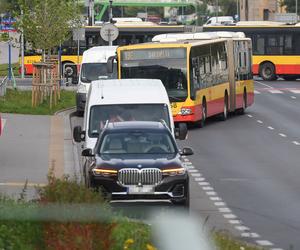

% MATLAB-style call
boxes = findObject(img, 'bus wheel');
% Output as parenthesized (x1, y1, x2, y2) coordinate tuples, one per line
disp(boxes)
(219, 94, 228, 121)
(260, 62, 277, 81)
(237, 90, 247, 115)
(199, 100, 207, 128)
(63, 63, 77, 78)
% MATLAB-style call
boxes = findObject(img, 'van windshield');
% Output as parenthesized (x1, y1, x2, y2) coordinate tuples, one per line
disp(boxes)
(89, 104, 171, 137)
(80, 63, 117, 83)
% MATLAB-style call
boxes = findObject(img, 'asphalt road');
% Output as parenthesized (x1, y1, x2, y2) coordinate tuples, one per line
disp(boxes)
(178, 79, 300, 250)
(70, 79, 300, 249)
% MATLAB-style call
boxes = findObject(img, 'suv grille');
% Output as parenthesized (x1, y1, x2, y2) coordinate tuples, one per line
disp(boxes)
(118, 168, 162, 186)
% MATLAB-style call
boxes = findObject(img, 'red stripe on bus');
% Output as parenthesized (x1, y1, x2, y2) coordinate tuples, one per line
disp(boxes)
(276, 64, 300, 75)
(25, 64, 33, 75)
(253, 64, 300, 75)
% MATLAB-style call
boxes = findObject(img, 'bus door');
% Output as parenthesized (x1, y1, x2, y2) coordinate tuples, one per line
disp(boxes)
(226, 39, 237, 112)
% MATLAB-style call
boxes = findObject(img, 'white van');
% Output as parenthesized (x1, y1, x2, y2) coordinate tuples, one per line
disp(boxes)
(204, 16, 235, 26)
(73, 79, 187, 149)
(76, 46, 117, 114)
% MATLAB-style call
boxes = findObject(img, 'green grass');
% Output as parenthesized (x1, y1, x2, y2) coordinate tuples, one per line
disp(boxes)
(0, 63, 19, 77)
(214, 231, 264, 250)
(0, 89, 75, 115)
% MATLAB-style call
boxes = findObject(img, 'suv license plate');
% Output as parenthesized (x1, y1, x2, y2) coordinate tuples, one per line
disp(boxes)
(128, 186, 154, 194)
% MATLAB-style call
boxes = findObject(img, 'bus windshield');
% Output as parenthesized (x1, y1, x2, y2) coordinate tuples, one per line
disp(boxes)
(81, 63, 117, 83)
(120, 48, 188, 102)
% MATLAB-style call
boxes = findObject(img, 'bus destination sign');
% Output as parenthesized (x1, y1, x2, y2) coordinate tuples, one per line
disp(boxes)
(122, 48, 186, 61)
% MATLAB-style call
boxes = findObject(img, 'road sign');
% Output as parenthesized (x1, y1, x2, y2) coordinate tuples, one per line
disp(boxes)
(100, 23, 119, 42)
(73, 28, 85, 41)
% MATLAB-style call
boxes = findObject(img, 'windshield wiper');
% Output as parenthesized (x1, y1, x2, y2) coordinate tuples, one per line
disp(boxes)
(168, 95, 182, 101)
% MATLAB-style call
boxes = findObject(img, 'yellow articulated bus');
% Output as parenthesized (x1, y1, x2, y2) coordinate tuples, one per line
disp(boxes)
(111, 32, 254, 126)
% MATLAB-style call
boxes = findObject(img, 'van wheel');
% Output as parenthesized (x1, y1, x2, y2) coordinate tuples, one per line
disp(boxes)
(219, 94, 228, 121)
(260, 62, 277, 81)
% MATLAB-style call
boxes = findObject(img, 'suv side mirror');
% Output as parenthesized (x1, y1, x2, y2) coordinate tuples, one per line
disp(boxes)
(82, 148, 94, 157)
(181, 147, 194, 156)
(73, 126, 85, 143)
(175, 123, 188, 140)
(107, 56, 116, 74)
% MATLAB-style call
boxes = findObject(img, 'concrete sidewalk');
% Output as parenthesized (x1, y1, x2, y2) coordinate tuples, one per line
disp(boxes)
(0, 109, 78, 200)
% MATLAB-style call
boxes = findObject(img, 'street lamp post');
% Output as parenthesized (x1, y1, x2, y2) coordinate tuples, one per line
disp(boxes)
(296, 0, 298, 20)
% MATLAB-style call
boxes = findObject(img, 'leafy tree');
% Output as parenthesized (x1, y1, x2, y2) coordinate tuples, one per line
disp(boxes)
(281, 0, 298, 13)
(16, 0, 81, 59)
(204, 0, 237, 16)
(0, 0, 20, 14)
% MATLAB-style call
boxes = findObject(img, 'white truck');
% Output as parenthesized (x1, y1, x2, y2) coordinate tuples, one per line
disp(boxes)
(73, 79, 187, 150)
(76, 46, 117, 115)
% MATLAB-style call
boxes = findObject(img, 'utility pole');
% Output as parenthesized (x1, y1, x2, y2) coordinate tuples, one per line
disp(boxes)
(21, 9, 24, 79)
(296, 0, 298, 20)
(88, 0, 94, 26)
(109, 0, 113, 46)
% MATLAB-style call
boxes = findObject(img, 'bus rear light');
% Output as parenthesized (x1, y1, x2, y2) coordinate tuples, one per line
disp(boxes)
(179, 108, 193, 116)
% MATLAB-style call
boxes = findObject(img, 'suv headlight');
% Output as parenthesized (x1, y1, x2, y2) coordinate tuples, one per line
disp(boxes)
(77, 84, 86, 94)
(92, 168, 118, 177)
(162, 167, 186, 176)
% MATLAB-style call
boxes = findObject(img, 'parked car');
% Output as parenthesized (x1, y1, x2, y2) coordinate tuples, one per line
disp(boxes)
(81, 121, 193, 207)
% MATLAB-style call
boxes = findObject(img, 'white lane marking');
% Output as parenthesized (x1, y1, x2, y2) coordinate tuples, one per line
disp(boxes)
(206, 191, 217, 196)
(254, 90, 261, 94)
(257, 120, 263, 124)
(241, 232, 260, 238)
(292, 141, 300, 146)
(255, 81, 273, 89)
(229, 220, 241, 224)
(256, 240, 274, 246)
(195, 177, 205, 182)
(202, 186, 214, 191)
(218, 207, 231, 213)
(209, 196, 222, 201)
(290, 89, 300, 94)
(214, 202, 226, 206)
(270, 248, 284, 250)
(223, 214, 237, 219)
(247, 114, 253, 118)
(188, 169, 199, 173)
(291, 96, 297, 99)
(198, 182, 210, 186)
(235, 226, 250, 231)
(186, 165, 195, 169)
(191, 173, 202, 177)
(268, 126, 274, 130)
(279, 133, 287, 138)
(268, 89, 283, 94)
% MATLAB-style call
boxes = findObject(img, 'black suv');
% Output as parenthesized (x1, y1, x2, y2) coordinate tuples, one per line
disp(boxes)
(82, 121, 193, 207)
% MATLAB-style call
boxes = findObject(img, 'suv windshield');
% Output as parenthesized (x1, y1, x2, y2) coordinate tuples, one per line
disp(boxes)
(99, 131, 176, 154)
(89, 104, 171, 137)
(80, 63, 117, 83)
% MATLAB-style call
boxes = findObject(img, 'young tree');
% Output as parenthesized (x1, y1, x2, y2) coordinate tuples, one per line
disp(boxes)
(17, 0, 81, 60)
(281, 0, 298, 13)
